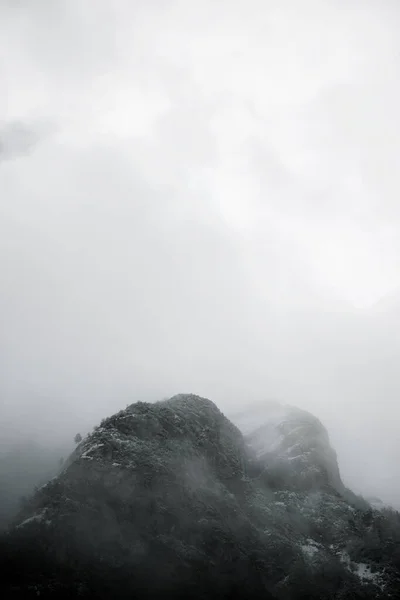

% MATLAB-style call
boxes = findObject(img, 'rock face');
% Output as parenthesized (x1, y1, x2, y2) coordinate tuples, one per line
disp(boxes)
(231, 400, 344, 493)
(1, 394, 400, 599)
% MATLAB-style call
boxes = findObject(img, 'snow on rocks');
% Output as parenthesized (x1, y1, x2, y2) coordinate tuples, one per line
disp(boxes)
(301, 538, 321, 559)
(335, 549, 386, 589)
(81, 443, 105, 459)
(17, 509, 51, 529)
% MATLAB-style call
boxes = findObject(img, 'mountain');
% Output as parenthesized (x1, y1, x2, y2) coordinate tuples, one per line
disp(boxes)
(1, 394, 400, 599)
(230, 400, 345, 493)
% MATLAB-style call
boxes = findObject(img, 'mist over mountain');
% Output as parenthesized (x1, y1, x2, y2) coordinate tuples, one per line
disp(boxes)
(1, 395, 400, 599)
(2, 1, 400, 597)
(0, 438, 73, 532)
(2, 0, 400, 524)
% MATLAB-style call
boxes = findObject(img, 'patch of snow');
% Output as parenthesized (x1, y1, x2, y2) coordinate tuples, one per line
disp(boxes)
(356, 563, 376, 581)
(301, 539, 320, 559)
(81, 443, 105, 458)
(337, 551, 385, 589)
(17, 510, 50, 529)
(117, 414, 137, 420)
(288, 455, 304, 461)
(285, 443, 301, 454)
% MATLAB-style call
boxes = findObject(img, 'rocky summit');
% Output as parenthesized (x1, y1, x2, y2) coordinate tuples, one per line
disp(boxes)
(1, 394, 400, 599)
(231, 400, 345, 493)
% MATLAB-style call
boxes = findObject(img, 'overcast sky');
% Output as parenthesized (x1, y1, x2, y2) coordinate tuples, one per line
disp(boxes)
(1, 0, 400, 506)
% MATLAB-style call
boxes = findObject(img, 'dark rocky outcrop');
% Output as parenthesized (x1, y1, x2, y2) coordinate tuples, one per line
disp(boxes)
(1, 394, 400, 599)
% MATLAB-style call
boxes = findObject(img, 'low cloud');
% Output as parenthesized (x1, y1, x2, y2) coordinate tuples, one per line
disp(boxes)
(1, 0, 400, 510)
(0, 120, 53, 163)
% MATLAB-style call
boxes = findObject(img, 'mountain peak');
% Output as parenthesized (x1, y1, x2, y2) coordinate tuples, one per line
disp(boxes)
(231, 401, 344, 493)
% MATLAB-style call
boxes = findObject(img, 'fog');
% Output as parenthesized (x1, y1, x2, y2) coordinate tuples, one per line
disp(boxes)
(1, 0, 400, 508)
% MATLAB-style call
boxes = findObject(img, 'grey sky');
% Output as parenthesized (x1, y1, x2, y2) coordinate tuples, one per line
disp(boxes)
(1, 0, 400, 505)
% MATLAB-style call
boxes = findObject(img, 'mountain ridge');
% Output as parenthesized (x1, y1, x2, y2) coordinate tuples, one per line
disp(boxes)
(1, 394, 400, 599)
